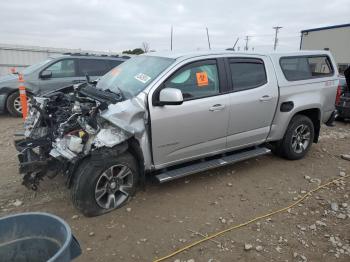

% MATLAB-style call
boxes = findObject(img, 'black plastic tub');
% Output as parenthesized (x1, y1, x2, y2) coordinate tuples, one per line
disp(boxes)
(0, 212, 81, 262)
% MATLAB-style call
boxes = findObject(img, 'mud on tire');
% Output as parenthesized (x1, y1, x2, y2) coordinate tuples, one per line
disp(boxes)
(71, 149, 139, 217)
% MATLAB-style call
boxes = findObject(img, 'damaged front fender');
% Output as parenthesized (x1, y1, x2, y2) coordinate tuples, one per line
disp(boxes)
(100, 95, 147, 138)
(99, 93, 152, 169)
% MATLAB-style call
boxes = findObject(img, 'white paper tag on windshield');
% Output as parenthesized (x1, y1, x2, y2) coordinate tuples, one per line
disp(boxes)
(134, 73, 151, 84)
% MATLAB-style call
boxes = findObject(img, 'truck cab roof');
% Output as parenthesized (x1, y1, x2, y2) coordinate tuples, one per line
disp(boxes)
(145, 49, 333, 61)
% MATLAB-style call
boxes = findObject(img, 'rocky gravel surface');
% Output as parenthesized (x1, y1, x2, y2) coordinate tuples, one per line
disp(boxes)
(0, 115, 349, 262)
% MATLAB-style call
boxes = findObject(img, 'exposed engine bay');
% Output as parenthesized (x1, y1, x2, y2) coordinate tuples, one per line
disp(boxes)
(14, 83, 144, 190)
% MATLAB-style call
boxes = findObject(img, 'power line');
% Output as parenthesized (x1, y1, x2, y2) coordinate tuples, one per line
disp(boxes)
(170, 25, 173, 51)
(273, 26, 283, 51)
(233, 37, 239, 51)
(248, 34, 275, 38)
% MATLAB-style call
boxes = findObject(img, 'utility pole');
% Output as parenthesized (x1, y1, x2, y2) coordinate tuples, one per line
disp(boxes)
(233, 37, 239, 51)
(206, 27, 211, 50)
(273, 26, 283, 51)
(244, 36, 250, 51)
(170, 25, 173, 51)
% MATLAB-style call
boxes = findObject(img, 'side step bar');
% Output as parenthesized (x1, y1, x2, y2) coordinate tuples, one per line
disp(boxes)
(155, 147, 271, 183)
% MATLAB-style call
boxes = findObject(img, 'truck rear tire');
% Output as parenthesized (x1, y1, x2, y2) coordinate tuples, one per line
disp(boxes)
(71, 150, 138, 217)
(279, 115, 314, 160)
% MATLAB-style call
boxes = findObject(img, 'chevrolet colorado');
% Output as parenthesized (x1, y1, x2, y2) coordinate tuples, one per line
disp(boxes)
(15, 50, 338, 216)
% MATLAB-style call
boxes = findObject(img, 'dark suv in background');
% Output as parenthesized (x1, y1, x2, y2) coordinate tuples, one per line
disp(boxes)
(0, 53, 129, 116)
(336, 67, 350, 120)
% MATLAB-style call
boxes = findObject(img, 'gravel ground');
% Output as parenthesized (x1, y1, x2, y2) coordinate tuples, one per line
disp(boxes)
(0, 115, 349, 262)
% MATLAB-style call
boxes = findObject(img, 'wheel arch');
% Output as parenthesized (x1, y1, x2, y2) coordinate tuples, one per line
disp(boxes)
(66, 141, 129, 188)
(293, 108, 321, 143)
(67, 139, 144, 188)
(6, 88, 34, 99)
(268, 106, 322, 143)
(127, 138, 146, 188)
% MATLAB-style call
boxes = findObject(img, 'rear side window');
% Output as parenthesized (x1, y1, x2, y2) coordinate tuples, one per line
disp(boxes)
(79, 59, 110, 76)
(229, 59, 267, 91)
(280, 56, 333, 81)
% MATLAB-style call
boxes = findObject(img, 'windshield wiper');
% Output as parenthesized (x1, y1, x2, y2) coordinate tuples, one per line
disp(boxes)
(110, 86, 124, 100)
(79, 85, 122, 104)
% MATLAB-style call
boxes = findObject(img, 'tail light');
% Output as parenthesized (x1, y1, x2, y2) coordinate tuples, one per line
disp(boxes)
(335, 85, 342, 105)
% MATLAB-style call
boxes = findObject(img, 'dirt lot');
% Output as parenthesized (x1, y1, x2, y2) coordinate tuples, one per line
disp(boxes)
(0, 115, 350, 262)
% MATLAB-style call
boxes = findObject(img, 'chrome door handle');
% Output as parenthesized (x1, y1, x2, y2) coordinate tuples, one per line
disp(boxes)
(259, 95, 272, 102)
(209, 104, 225, 111)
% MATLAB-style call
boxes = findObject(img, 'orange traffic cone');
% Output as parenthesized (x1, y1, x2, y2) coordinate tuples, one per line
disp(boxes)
(18, 74, 28, 120)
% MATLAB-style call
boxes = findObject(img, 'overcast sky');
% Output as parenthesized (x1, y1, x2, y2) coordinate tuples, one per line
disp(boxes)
(1, 0, 349, 53)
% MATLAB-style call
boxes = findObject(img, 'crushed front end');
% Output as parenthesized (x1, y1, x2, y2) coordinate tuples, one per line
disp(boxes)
(14, 84, 131, 190)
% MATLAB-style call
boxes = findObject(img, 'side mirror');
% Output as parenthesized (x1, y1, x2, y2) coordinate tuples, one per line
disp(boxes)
(40, 70, 52, 79)
(158, 88, 183, 106)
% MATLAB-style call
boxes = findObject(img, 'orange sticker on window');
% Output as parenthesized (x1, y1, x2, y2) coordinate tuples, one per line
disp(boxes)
(196, 72, 208, 87)
(111, 67, 121, 76)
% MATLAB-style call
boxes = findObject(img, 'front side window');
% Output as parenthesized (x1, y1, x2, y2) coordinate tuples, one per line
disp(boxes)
(45, 59, 76, 78)
(280, 56, 334, 81)
(79, 59, 110, 76)
(229, 60, 267, 91)
(164, 61, 220, 100)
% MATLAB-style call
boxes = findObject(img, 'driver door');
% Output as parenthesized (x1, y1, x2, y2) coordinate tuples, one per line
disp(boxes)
(149, 59, 230, 168)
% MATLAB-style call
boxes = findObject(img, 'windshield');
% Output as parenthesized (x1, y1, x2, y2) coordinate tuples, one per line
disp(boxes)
(22, 58, 53, 75)
(96, 56, 174, 98)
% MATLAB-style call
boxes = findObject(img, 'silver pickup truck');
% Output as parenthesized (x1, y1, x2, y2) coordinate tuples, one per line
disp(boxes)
(15, 50, 338, 216)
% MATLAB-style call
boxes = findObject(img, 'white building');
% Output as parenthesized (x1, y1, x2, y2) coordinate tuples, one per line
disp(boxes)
(0, 43, 121, 76)
(300, 23, 350, 74)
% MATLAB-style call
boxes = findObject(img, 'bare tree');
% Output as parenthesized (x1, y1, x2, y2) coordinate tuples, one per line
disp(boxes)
(142, 42, 150, 53)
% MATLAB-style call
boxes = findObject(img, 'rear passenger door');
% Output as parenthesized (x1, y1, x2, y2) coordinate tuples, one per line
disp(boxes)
(225, 57, 279, 150)
(78, 59, 112, 81)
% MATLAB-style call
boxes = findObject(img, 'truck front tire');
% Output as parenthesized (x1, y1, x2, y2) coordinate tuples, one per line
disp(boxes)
(71, 150, 139, 217)
(278, 115, 315, 160)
